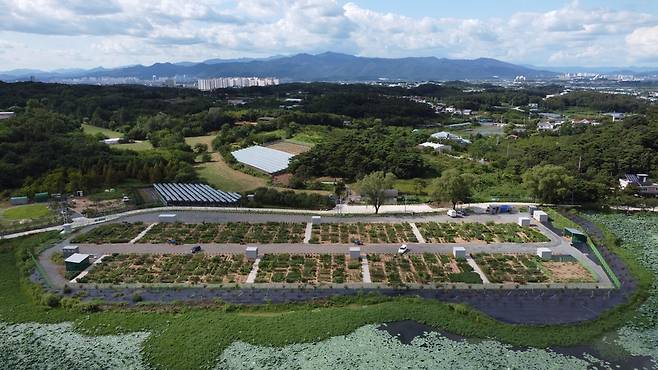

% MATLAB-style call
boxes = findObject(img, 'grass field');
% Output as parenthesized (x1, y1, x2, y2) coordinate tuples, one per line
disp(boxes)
(186, 134, 267, 192)
(1, 204, 52, 220)
(114, 141, 154, 151)
(81, 124, 122, 138)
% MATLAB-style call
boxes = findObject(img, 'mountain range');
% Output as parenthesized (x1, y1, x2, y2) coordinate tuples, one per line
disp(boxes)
(0, 52, 559, 82)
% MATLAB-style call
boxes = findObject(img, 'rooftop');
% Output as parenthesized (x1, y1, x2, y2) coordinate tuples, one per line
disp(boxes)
(65, 253, 90, 264)
(231, 145, 294, 174)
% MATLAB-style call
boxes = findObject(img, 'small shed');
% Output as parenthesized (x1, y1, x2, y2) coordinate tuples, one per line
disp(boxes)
(62, 245, 79, 258)
(563, 228, 588, 245)
(158, 214, 177, 223)
(311, 215, 322, 224)
(245, 246, 258, 260)
(65, 253, 90, 272)
(533, 210, 548, 223)
(34, 192, 49, 202)
(453, 247, 466, 259)
(349, 246, 361, 260)
(536, 248, 552, 260)
(10, 196, 28, 205)
(518, 217, 531, 227)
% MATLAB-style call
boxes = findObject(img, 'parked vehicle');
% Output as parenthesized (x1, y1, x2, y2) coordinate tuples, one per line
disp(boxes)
(167, 239, 179, 245)
(397, 244, 409, 254)
(447, 209, 462, 218)
(191, 245, 202, 254)
(352, 239, 363, 246)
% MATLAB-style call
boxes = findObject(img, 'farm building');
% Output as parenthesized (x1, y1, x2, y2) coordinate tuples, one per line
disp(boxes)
(9, 196, 28, 205)
(231, 145, 294, 175)
(154, 183, 241, 206)
(563, 228, 588, 245)
(65, 253, 90, 272)
(418, 142, 452, 152)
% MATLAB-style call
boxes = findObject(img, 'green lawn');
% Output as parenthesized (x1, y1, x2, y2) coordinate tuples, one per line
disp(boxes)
(1, 204, 52, 220)
(114, 141, 154, 151)
(81, 124, 122, 138)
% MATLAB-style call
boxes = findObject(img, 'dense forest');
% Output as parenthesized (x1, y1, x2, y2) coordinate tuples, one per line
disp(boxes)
(0, 100, 196, 196)
(1, 81, 656, 205)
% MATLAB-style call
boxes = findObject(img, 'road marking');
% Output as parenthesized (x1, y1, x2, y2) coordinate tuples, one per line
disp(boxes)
(409, 222, 426, 243)
(130, 223, 158, 244)
(246, 258, 261, 283)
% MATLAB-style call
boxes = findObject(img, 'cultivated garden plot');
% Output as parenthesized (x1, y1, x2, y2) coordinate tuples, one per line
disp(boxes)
(417, 222, 550, 244)
(472, 254, 594, 284)
(142, 222, 306, 244)
(542, 261, 597, 283)
(255, 254, 362, 284)
(78, 253, 252, 284)
(367, 253, 482, 285)
(71, 222, 147, 244)
(310, 223, 418, 244)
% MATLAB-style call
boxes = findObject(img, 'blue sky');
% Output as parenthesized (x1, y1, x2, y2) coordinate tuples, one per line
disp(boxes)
(1, 0, 658, 70)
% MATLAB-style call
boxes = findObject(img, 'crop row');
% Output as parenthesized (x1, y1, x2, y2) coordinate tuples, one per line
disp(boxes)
(417, 222, 549, 244)
(310, 223, 417, 244)
(141, 222, 306, 244)
(255, 253, 361, 284)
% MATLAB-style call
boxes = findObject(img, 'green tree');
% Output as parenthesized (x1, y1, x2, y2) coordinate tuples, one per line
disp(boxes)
(356, 171, 396, 214)
(522, 165, 575, 204)
(429, 169, 472, 209)
(193, 143, 208, 154)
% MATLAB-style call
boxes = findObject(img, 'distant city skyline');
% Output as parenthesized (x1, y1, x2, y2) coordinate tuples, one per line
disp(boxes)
(1, 0, 658, 70)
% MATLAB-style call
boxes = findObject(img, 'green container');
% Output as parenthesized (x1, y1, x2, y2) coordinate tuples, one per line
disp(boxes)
(34, 192, 50, 202)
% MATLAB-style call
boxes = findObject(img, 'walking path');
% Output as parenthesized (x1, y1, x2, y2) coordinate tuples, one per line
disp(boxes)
(409, 222, 425, 243)
(466, 257, 490, 284)
(302, 222, 313, 244)
(361, 256, 371, 283)
(246, 258, 260, 284)
(129, 223, 158, 244)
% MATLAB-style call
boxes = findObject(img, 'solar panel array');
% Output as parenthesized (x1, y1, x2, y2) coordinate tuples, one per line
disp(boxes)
(231, 145, 293, 174)
(154, 183, 241, 206)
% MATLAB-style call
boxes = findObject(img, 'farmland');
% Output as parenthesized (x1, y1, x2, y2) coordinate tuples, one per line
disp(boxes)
(78, 253, 252, 284)
(311, 223, 417, 244)
(367, 253, 481, 285)
(473, 254, 596, 284)
(254, 253, 361, 284)
(142, 222, 306, 244)
(71, 222, 146, 244)
(417, 222, 549, 243)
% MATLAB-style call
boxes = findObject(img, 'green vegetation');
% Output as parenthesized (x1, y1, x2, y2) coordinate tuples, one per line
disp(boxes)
(417, 222, 549, 243)
(81, 124, 123, 138)
(79, 253, 251, 284)
(1, 204, 52, 220)
(429, 169, 473, 209)
(142, 222, 306, 244)
(255, 253, 360, 284)
(312, 223, 417, 244)
(71, 222, 146, 244)
(367, 253, 481, 285)
(355, 171, 396, 214)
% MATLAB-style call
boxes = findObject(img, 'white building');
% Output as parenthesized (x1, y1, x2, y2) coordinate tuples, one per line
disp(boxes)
(418, 142, 452, 152)
(198, 77, 279, 91)
(0, 112, 15, 120)
(430, 131, 471, 145)
(619, 174, 658, 196)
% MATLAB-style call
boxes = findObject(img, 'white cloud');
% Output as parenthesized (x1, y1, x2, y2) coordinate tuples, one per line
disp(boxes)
(0, 0, 657, 69)
(626, 26, 658, 62)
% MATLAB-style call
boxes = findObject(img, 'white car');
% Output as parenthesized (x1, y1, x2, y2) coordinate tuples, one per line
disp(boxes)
(447, 209, 458, 217)
(397, 244, 409, 254)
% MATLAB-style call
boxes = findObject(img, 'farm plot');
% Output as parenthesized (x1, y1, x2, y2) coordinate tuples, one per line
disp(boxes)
(417, 222, 549, 243)
(367, 253, 482, 286)
(142, 222, 306, 244)
(473, 254, 548, 284)
(542, 261, 596, 283)
(310, 223, 417, 244)
(255, 254, 362, 284)
(78, 253, 251, 284)
(71, 222, 147, 244)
